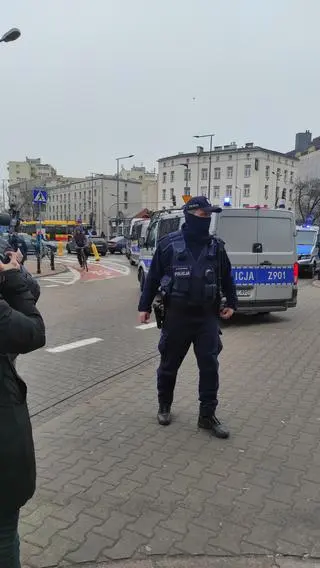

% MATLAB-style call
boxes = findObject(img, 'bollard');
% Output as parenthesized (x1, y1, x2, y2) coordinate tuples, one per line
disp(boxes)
(50, 249, 55, 271)
(57, 242, 64, 257)
(36, 253, 41, 275)
(91, 243, 100, 261)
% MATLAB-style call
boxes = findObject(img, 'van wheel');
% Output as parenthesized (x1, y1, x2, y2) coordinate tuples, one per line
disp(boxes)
(138, 269, 145, 291)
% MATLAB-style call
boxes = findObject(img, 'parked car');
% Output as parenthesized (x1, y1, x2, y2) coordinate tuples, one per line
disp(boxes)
(2, 233, 57, 255)
(107, 236, 128, 254)
(66, 236, 107, 256)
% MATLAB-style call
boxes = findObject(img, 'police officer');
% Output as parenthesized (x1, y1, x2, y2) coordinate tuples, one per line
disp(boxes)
(138, 196, 237, 439)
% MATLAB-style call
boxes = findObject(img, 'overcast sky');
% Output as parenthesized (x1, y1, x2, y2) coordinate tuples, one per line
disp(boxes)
(1, 0, 320, 179)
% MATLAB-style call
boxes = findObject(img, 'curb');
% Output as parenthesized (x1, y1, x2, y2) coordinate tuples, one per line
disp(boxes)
(31, 262, 69, 279)
(72, 555, 320, 568)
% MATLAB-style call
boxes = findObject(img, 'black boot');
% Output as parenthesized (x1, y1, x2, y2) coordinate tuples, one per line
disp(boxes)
(157, 404, 172, 426)
(198, 414, 230, 439)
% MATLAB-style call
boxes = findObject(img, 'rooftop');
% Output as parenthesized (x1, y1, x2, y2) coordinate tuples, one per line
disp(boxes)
(158, 143, 299, 163)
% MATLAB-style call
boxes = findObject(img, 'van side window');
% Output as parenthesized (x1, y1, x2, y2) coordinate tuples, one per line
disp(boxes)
(158, 217, 181, 239)
(258, 218, 293, 252)
(146, 222, 157, 248)
(217, 217, 257, 252)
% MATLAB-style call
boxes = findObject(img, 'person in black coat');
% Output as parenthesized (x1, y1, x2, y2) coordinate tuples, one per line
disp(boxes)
(0, 251, 45, 568)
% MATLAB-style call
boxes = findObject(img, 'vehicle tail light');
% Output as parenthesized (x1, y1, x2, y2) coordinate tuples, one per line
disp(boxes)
(293, 262, 299, 285)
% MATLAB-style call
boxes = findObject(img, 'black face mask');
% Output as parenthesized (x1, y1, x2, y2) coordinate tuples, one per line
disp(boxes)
(184, 212, 211, 239)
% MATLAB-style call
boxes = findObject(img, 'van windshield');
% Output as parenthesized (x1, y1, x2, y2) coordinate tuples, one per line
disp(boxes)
(296, 230, 317, 246)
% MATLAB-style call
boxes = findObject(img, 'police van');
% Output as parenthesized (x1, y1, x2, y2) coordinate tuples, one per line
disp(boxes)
(295, 224, 320, 278)
(138, 206, 298, 314)
(127, 218, 150, 266)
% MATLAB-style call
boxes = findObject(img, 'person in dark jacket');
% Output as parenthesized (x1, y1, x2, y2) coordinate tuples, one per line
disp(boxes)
(9, 231, 28, 264)
(0, 251, 46, 568)
(138, 196, 237, 438)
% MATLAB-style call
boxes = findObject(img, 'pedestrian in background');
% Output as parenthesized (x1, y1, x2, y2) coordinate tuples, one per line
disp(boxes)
(0, 251, 45, 568)
(138, 196, 237, 438)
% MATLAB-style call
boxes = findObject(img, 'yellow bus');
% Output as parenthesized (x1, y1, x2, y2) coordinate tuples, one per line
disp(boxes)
(20, 220, 89, 241)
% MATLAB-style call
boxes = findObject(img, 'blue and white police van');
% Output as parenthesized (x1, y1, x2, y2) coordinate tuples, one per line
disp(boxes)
(127, 218, 150, 266)
(295, 224, 320, 278)
(138, 206, 298, 314)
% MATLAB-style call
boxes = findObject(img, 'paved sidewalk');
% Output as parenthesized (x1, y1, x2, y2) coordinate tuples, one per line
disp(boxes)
(25, 258, 67, 278)
(20, 283, 320, 567)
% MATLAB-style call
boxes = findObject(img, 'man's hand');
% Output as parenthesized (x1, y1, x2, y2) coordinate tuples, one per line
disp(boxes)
(220, 307, 234, 320)
(139, 311, 151, 324)
(0, 251, 20, 272)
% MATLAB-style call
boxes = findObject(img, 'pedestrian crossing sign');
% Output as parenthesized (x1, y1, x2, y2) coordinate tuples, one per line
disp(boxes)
(33, 188, 48, 204)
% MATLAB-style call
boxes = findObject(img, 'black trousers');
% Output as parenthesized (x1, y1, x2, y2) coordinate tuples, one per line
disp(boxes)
(157, 307, 221, 415)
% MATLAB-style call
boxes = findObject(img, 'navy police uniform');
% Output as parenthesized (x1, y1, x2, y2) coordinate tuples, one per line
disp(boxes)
(138, 196, 237, 438)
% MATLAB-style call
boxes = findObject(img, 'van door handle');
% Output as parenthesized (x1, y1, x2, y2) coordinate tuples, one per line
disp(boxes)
(252, 242, 263, 253)
(260, 260, 272, 266)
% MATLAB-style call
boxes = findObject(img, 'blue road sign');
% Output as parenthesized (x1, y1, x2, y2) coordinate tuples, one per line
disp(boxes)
(33, 188, 48, 204)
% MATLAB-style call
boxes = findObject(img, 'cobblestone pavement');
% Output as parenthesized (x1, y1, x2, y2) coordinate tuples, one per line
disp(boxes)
(18, 279, 320, 567)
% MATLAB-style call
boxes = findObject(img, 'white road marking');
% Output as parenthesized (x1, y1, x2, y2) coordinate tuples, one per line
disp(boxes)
(135, 322, 158, 330)
(46, 337, 103, 353)
(43, 284, 59, 288)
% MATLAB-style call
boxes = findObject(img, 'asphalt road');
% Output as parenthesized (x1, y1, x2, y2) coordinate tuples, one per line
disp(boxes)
(17, 258, 313, 426)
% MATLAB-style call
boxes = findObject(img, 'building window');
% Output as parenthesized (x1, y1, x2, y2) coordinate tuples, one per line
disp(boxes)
(214, 168, 221, 180)
(244, 164, 251, 178)
(228, 155, 233, 161)
(94, 189, 97, 197)
(124, 191, 128, 201)
(124, 202, 128, 210)
(278, 156, 281, 163)
(284, 170, 288, 183)
(170, 171, 175, 183)
(227, 166, 233, 179)
(276, 168, 281, 180)
(264, 185, 269, 199)
(162, 172, 167, 184)
(79, 191, 81, 198)
(285, 159, 288, 165)
(170, 188, 174, 199)
(243, 184, 250, 198)
(201, 168, 208, 181)
(265, 165, 270, 178)
(290, 171, 294, 184)
(201, 187, 207, 197)
(226, 185, 232, 197)
(267, 154, 270, 161)
(171, 160, 174, 166)
(246, 153, 250, 159)
(84, 191, 86, 201)
(163, 162, 167, 167)
(184, 169, 191, 181)
(282, 188, 287, 200)
(213, 186, 220, 198)
(162, 189, 166, 201)
(216, 155, 220, 162)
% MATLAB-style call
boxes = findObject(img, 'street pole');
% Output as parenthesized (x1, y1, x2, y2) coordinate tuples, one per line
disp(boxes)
(115, 154, 134, 236)
(208, 134, 213, 201)
(91, 174, 94, 230)
(116, 158, 120, 236)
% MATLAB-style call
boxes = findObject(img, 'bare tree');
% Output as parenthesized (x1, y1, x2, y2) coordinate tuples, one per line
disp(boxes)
(295, 178, 320, 223)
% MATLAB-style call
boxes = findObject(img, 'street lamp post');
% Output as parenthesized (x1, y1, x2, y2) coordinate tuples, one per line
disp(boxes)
(194, 133, 215, 200)
(116, 154, 134, 235)
(90, 172, 104, 232)
(0, 28, 21, 43)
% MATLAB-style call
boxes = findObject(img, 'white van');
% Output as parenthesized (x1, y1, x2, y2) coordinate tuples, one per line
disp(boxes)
(138, 207, 298, 314)
(128, 218, 150, 266)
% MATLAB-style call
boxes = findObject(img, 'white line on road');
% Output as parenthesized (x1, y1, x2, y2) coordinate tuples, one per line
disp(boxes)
(46, 337, 103, 353)
(135, 322, 158, 330)
(43, 284, 59, 288)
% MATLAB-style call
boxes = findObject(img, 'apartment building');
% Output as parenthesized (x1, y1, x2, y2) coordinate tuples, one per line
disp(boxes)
(46, 175, 142, 235)
(8, 157, 57, 185)
(120, 165, 158, 210)
(158, 143, 298, 210)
